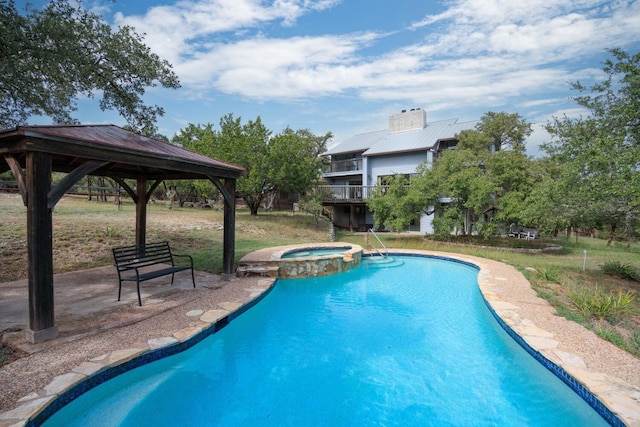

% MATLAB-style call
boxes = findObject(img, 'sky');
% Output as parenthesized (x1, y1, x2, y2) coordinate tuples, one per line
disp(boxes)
(16, 0, 640, 155)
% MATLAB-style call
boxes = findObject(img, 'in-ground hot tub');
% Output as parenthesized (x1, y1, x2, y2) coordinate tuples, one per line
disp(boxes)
(278, 243, 363, 279)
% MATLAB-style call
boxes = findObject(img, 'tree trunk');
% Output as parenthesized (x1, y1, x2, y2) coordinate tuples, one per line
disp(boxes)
(87, 176, 93, 201)
(606, 223, 617, 247)
(244, 194, 263, 216)
(98, 177, 107, 202)
(465, 208, 474, 236)
(262, 191, 276, 211)
(114, 183, 121, 210)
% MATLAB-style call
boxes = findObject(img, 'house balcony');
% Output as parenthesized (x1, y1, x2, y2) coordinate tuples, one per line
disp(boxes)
(317, 185, 378, 203)
(324, 158, 363, 174)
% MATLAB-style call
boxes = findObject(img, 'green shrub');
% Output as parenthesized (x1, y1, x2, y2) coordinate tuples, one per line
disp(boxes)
(594, 323, 628, 349)
(568, 286, 636, 323)
(629, 330, 640, 356)
(103, 226, 120, 238)
(601, 261, 640, 281)
(536, 266, 561, 283)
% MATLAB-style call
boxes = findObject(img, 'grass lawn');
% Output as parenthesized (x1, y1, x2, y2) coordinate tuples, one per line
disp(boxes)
(1, 193, 639, 358)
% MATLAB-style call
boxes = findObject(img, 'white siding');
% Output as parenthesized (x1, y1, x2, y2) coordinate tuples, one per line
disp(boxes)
(420, 212, 434, 234)
(367, 151, 430, 183)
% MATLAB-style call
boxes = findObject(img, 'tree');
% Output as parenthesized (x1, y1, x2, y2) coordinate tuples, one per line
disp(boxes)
(0, 0, 180, 134)
(486, 149, 542, 228)
(476, 111, 532, 153)
(175, 115, 330, 215)
(216, 114, 273, 215)
(268, 127, 332, 195)
(367, 174, 423, 232)
(171, 124, 221, 204)
(544, 48, 640, 244)
(411, 138, 495, 236)
(423, 113, 533, 236)
(374, 112, 537, 237)
(175, 116, 272, 215)
(520, 158, 579, 238)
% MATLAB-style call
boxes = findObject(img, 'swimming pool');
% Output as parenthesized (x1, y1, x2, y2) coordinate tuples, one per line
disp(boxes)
(39, 255, 610, 426)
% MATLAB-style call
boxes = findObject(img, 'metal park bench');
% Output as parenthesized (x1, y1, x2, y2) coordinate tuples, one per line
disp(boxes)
(112, 241, 195, 306)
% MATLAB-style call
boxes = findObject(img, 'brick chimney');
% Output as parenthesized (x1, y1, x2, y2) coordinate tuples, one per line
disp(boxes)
(388, 108, 427, 132)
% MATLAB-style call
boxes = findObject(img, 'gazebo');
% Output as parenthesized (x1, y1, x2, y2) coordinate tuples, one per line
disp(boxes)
(0, 124, 245, 343)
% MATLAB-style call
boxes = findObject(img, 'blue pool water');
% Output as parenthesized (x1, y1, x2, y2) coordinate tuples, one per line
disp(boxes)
(281, 247, 352, 258)
(42, 256, 608, 426)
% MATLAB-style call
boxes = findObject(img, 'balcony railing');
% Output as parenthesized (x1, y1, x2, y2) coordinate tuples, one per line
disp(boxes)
(317, 184, 415, 202)
(317, 185, 379, 201)
(326, 158, 363, 173)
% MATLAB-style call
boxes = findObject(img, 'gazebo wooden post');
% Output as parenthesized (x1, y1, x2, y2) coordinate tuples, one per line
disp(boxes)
(222, 178, 236, 278)
(26, 151, 58, 343)
(135, 177, 147, 246)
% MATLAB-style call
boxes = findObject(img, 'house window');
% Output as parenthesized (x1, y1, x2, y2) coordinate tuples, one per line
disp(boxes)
(435, 139, 458, 159)
(377, 174, 414, 185)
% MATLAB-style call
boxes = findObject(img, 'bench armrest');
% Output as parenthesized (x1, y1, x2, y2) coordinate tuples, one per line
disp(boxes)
(172, 253, 194, 267)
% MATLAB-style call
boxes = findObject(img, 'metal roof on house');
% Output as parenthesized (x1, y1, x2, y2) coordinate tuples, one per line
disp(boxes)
(324, 118, 478, 157)
(324, 129, 388, 155)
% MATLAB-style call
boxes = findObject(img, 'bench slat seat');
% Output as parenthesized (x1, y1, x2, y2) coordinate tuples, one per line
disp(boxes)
(112, 241, 195, 306)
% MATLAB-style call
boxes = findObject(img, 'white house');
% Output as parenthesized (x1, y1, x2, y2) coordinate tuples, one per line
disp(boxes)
(320, 108, 477, 233)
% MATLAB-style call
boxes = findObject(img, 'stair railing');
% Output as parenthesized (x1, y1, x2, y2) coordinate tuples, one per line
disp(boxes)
(366, 228, 388, 258)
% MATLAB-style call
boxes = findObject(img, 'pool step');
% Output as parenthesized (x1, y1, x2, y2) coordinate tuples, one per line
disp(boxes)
(236, 264, 279, 278)
(363, 256, 405, 268)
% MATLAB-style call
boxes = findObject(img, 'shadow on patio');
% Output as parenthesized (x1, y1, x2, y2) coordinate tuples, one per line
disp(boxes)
(0, 266, 223, 353)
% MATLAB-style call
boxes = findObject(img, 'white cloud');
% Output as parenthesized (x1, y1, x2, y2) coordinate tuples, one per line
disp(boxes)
(113, 0, 640, 112)
(114, 0, 340, 63)
(414, 1, 639, 63)
(171, 33, 381, 99)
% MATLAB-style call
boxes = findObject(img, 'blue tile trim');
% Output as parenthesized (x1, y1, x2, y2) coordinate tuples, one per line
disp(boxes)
(480, 291, 623, 426)
(26, 285, 274, 427)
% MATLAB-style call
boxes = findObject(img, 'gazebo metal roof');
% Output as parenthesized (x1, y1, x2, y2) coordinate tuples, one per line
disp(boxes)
(0, 124, 244, 179)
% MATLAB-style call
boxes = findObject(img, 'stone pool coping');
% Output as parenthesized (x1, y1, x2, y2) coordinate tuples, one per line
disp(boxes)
(1, 249, 638, 426)
(237, 242, 364, 278)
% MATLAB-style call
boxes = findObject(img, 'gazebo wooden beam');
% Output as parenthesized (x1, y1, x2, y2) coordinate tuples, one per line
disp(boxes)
(113, 177, 137, 201)
(48, 160, 109, 209)
(26, 151, 57, 342)
(135, 178, 148, 246)
(4, 154, 27, 206)
(209, 176, 236, 278)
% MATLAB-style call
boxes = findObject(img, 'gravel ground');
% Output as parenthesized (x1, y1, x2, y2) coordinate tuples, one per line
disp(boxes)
(476, 256, 640, 388)
(1, 252, 639, 421)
